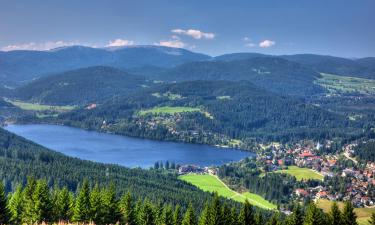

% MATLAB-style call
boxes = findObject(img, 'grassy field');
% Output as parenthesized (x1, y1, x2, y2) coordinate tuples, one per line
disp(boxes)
(317, 199, 375, 225)
(316, 73, 375, 95)
(179, 174, 277, 210)
(138, 106, 201, 116)
(274, 166, 324, 181)
(6, 99, 75, 111)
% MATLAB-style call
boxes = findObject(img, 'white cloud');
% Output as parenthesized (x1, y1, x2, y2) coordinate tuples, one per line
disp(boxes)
(259, 40, 275, 48)
(1, 41, 81, 51)
(156, 39, 185, 48)
(106, 38, 134, 47)
(171, 29, 215, 40)
(243, 37, 251, 41)
(243, 37, 255, 47)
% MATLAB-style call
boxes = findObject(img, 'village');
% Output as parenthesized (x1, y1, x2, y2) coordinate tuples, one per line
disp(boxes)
(177, 140, 375, 208)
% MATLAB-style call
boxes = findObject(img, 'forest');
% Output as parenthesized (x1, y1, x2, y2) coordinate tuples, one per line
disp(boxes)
(0, 177, 367, 225)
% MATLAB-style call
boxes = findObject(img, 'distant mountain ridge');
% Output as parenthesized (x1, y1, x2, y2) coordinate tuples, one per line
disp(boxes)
(0, 45, 210, 85)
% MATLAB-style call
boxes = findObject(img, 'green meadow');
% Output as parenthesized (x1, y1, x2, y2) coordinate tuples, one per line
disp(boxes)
(138, 106, 201, 116)
(179, 174, 277, 210)
(6, 99, 75, 111)
(274, 166, 324, 181)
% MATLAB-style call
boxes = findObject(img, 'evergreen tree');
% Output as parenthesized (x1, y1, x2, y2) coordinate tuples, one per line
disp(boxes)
(368, 212, 375, 225)
(56, 187, 73, 222)
(182, 203, 197, 225)
(22, 177, 37, 224)
(102, 182, 121, 224)
(239, 200, 255, 225)
(287, 204, 304, 225)
(254, 212, 263, 225)
(329, 202, 342, 225)
(32, 179, 53, 223)
(160, 204, 174, 225)
(73, 179, 91, 223)
(266, 213, 281, 225)
(303, 202, 325, 225)
(198, 203, 210, 225)
(139, 200, 155, 225)
(8, 184, 23, 225)
(0, 182, 10, 224)
(208, 193, 223, 225)
(90, 184, 104, 225)
(221, 202, 232, 225)
(342, 201, 358, 225)
(173, 204, 182, 225)
(120, 191, 136, 225)
(230, 207, 239, 225)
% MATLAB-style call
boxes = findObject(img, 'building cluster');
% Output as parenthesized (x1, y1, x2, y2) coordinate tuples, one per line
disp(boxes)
(257, 141, 375, 207)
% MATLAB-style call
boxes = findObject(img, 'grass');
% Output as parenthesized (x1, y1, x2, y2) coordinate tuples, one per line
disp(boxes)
(179, 174, 277, 210)
(151, 92, 184, 100)
(138, 106, 201, 116)
(316, 73, 375, 95)
(6, 100, 75, 111)
(274, 166, 324, 181)
(317, 199, 375, 225)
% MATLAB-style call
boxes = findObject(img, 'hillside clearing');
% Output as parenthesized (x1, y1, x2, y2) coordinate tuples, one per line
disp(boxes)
(274, 166, 324, 181)
(5, 99, 75, 111)
(316, 73, 375, 95)
(179, 174, 277, 210)
(138, 106, 201, 115)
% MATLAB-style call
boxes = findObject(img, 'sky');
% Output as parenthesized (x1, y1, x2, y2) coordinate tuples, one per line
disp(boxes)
(0, 0, 374, 57)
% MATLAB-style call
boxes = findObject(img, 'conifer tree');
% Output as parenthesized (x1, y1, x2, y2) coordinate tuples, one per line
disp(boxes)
(221, 202, 232, 225)
(160, 204, 174, 225)
(8, 184, 23, 225)
(173, 204, 182, 225)
(287, 204, 304, 225)
(73, 179, 91, 223)
(230, 207, 239, 225)
(303, 202, 325, 225)
(182, 203, 197, 225)
(208, 193, 223, 225)
(0, 182, 10, 224)
(139, 199, 155, 225)
(102, 182, 121, 224)
(239, 199, 255, 225)
(266, 213, 281, 225)
(56, 187, 73, 222)
(120, 191, 136, 225)
(90, 184, 104, 225)
(342, 201, 358, 225)
(22, 177, 37, 224)
(329, 202, 342, 225)
(198, 203, 210, 225)
(254, 212, 263, 225)
(32, 179, 53, 223)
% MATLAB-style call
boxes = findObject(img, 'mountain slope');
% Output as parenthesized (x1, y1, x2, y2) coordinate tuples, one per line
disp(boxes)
(0, 45, 211, 85)
(156, 57, 324, 96)
(13, 66, 149, 105)
(55, 80, 359, 144)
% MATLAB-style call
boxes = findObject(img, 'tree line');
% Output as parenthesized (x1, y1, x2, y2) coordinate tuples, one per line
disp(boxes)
(0, 178, 372, 225)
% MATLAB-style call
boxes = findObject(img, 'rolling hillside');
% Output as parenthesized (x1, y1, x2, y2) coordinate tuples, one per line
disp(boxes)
(54, 80, 360, 144)
(155, 57, 325, 96)
(13, 66, 149, 105)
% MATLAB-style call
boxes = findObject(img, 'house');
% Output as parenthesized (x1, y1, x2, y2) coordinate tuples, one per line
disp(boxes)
(295, 189, 309, 198)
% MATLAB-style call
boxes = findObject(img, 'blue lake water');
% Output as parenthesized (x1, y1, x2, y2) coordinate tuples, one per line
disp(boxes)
(5, 124, 252, 168)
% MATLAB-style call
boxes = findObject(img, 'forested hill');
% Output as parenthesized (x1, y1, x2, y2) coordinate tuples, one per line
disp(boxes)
(155, 57, 325, 96)
(0, 127, 223, 209)
(54, 80, 360, 144)
(13, 66, 149, 105)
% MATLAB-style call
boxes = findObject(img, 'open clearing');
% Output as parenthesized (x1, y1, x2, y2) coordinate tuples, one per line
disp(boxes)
(317, 199, 375, 225)
(6, 99, 75, 111)
(179, 174, 277, 210)
(274, 166, 324, 181)
(138, 106, 202, 116)
(316, 73, 375, 95)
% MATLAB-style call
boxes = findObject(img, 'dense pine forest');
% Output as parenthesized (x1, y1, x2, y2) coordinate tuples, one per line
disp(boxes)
(0, 177, 369, 225)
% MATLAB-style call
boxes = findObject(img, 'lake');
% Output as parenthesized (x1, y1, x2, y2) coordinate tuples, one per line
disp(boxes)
(5, 124, 252, 168)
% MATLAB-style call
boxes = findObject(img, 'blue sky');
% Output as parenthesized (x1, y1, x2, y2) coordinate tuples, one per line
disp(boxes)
(0, 0, 374, 57)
